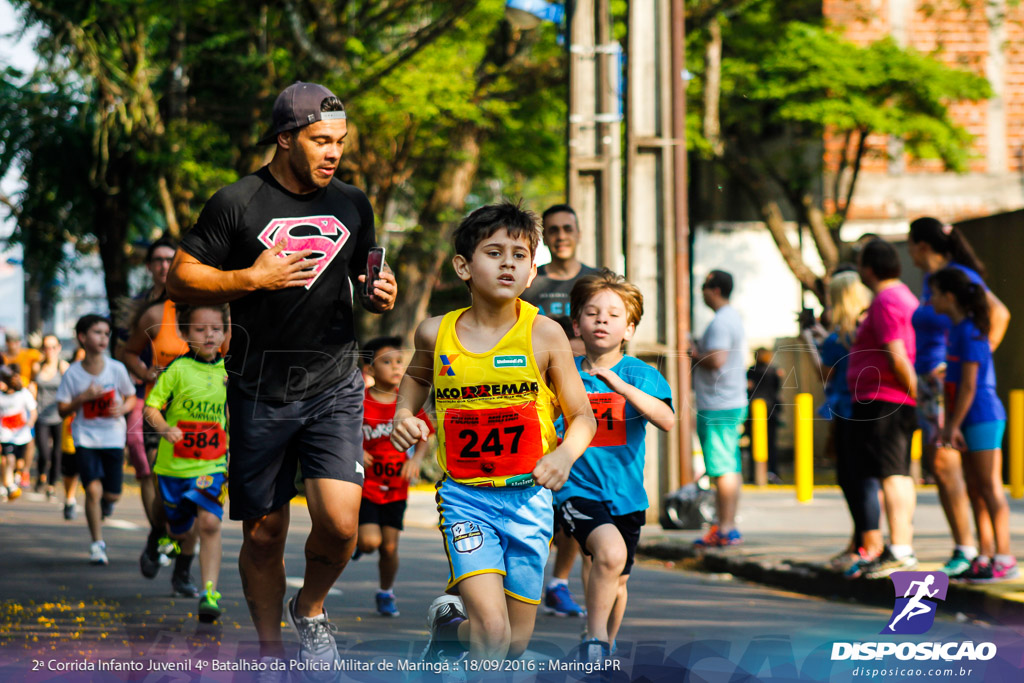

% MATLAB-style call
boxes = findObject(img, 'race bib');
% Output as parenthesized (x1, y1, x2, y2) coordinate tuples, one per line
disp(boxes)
(1, 412, 26, 431)
(443, 403, 544, 480)
(173, 421, 228, 460)
(83, 389, 117, 419)
(588, 392, 627, 447)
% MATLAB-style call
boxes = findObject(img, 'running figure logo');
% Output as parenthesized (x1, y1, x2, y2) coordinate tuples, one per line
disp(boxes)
(883, 571, 949, 635)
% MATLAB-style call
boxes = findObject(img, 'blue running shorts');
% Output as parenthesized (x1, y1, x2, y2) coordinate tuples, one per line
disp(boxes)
(963, 420, 1006, 454)
(159, 472, 227, 535)
(436, 477, 553, 604)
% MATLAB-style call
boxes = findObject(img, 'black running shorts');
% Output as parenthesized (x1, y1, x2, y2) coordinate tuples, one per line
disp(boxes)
(851, 399, 917, 479)
(357, 498, 407, 531)
(558, 497, 645, 576)
(227, 368, 365, 521)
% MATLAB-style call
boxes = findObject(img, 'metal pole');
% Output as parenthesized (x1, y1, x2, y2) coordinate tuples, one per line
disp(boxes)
(671, 0, 692, 486)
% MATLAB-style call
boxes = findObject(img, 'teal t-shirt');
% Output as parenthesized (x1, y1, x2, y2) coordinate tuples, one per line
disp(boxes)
(554, 355, 673, 515)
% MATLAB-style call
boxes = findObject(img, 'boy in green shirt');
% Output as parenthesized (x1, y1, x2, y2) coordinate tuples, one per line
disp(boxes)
(144, 303, 229, 623)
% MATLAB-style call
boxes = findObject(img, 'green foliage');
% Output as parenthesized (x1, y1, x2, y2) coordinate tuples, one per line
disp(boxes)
(687, 4, 991, 172)
(1, 0, 568, 333)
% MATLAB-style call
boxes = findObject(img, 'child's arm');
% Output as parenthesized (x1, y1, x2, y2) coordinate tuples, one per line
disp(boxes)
(942, 363, 978, 451)
(58, 383, 106, 418)
(586, 366, 675, 432)
(143, 406, 184, 444)
(402, 438, 430, 482)
(390, 317, 441, 451)
(532, 316, 597, 491)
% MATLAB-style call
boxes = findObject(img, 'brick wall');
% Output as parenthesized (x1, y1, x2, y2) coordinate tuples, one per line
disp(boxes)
(822, 1, 1024, 221)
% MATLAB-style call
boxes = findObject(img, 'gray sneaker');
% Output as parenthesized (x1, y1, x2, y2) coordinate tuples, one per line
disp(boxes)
(285, 592, 340, 682)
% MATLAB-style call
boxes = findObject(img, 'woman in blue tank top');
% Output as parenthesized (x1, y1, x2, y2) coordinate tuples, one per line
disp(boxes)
(908, 217, 1010, 577)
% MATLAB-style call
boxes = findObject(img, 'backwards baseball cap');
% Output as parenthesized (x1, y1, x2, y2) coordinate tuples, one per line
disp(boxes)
(257, 81, 347, 145)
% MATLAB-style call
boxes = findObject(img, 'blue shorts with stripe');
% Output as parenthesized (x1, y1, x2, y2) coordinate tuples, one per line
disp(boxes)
(436, 477, 553, 604)
(158, 472, 227, 535)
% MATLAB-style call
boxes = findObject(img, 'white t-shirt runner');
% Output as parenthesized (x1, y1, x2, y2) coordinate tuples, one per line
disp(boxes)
(56, 358, 135, 449)
(0, 388, 36, 446)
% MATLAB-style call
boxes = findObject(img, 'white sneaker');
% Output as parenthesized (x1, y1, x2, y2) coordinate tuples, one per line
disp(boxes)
(90, 540, 108, 565)
(422, 595, 467, 663)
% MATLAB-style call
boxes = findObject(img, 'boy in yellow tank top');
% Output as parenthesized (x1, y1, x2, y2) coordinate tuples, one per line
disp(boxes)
(391, 201, 596, 664)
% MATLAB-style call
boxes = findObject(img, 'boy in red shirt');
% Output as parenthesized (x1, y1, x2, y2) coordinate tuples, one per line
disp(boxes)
(355, 336, 433, 617)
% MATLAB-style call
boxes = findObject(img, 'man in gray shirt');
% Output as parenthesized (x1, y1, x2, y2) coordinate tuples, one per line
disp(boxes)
(691, 270, 748, 547)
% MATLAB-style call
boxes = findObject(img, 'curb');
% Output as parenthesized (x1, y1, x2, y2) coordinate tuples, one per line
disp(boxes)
(638, 539, 1024, 625)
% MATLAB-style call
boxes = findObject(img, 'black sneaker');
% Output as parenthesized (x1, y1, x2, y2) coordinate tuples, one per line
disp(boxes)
(63, 501, 77, 520)
(171, 571, 200, 597)
(862, 548, 918, 579)
(422, 595, 467, 663)
(140, 547, 161, 579)
(100, 498, 114, 519)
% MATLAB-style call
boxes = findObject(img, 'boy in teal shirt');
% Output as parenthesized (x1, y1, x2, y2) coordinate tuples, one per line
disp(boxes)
(144, 303, 229, 622)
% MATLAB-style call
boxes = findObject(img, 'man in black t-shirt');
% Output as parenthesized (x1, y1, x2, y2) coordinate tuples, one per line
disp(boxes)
(168, 82, 396, 675)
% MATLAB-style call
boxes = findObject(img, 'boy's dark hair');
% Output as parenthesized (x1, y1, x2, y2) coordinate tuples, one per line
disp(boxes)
(361, 336, 403, 365)
(453, 200, 540, 261)
(75, 314, 110, 338)
(705, 270, 734, 299)
(930, 266, 991, 337)
(176, 303, 230, 333)
(541, 204, 577, 224)
(859, 239, 901, 280)
(146, 235, 178, 262)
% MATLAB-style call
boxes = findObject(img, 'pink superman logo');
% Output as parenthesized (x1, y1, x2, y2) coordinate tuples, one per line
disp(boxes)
(257, 215, 352, 290)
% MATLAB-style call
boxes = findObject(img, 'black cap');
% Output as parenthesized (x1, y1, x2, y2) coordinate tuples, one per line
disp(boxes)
(257, 81, 346, 145)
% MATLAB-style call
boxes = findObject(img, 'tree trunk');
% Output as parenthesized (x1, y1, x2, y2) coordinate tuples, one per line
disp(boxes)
(94, 164, 132, 319)
(384, 123, 483, 345)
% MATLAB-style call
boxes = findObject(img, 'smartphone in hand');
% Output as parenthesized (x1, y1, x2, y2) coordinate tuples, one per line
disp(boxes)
(365, 247, 386, 298)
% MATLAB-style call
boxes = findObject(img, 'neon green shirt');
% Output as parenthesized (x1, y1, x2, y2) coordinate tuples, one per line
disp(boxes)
(146, 353, 228, 477)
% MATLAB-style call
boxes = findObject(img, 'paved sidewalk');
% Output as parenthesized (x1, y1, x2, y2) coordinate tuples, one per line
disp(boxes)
(637, 486, 1024, 624)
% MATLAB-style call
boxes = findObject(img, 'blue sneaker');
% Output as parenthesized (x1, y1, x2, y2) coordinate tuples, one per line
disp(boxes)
(376, 591, 399, 617)
(544, 583, 586, 617)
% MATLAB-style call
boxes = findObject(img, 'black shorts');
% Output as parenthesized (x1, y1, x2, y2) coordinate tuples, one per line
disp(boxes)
(558, 497, 645, 576)
(61, 448, 78, 478)
(75, 447, 124, 494)
(143, 419, 161, 452)
(358, 498, 407, 531)
(227, 368, 365, 521)
(1, 443, 26, 459)
(851, 400, 917, 479)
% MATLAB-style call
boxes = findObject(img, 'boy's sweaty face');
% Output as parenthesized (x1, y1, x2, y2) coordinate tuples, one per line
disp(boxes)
(574, 288, 636, 354)
(460, 228, 536, 301)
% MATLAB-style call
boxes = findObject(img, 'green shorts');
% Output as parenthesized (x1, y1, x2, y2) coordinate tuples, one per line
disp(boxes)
(697, 407, 748, 477)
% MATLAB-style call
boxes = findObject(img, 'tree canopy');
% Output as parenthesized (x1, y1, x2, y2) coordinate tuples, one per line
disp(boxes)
(686, 0, 992, 298)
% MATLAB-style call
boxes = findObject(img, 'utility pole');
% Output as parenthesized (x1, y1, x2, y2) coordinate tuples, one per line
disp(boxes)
(625, 0, 692, 508)
(567, 0, 622, 272)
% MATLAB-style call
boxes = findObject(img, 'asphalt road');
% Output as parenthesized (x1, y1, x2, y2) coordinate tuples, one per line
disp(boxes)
(2, 487, 1022, 682)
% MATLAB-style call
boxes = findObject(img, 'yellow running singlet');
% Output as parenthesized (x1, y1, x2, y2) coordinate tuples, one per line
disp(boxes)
(433, 301, 557, 487)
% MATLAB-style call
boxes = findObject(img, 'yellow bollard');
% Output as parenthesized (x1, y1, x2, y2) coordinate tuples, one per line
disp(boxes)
(1011, 390, 1024, 499)
(795, 393, 813, 503)
(910, 429, 922, 484)
(751, 399, 768, 487)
